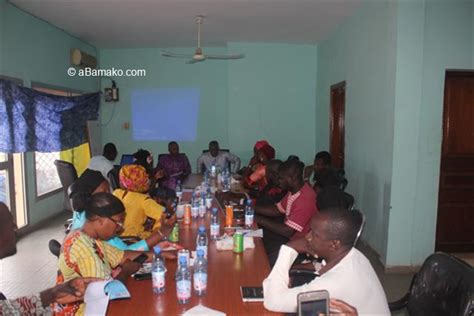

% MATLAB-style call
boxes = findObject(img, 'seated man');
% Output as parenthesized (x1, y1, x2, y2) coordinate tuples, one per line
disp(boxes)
(196, 140, 241, 174)
(87, 142, 117, 180)
(157, 141, 191, 190)
(255, 159, 317, 266)
(263, 208, 389, 315)
(0, 203, 98, 314)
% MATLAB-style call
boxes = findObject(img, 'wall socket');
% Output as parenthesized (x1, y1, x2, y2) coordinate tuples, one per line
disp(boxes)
(123, 122, 130, 130)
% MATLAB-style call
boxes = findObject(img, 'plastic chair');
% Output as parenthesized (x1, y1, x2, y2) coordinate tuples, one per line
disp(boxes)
(54, 160, 78, 211)
(389, 252, 474, 315)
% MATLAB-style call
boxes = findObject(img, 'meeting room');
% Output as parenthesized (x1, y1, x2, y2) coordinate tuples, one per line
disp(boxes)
(0, 0, 473, 315)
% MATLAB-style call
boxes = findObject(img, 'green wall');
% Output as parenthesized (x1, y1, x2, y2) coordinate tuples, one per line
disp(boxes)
(318, 0, 473, 266)
(317, 1, 398, 260)
(99, 43, 317, 170)
(0, 0, 98, 224)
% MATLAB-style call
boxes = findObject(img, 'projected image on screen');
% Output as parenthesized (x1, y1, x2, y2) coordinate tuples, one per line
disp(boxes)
(131, 88, 200, 141)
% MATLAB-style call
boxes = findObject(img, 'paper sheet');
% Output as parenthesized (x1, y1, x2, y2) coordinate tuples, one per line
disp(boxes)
(183, 304, 226, 316)
(84, 281, 109, 316)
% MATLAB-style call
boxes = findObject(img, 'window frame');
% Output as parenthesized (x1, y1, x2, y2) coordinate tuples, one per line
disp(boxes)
(31, 82, 82, 201)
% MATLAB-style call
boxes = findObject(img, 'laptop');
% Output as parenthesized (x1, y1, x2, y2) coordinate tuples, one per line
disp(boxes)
(120, 154, 135, 166)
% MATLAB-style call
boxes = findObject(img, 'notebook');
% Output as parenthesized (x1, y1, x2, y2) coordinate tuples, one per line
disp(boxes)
(240, 286, 264, 302)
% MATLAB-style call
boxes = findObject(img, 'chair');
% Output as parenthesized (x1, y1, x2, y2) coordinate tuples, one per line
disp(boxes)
(54, 160, 78, 212)
(107, 166, 120, 191)
(389, 252, 474, 315)
(48, 239, 61, 258)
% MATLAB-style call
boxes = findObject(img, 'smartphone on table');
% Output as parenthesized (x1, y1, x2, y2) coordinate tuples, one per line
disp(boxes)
(297, 290, 329, 316)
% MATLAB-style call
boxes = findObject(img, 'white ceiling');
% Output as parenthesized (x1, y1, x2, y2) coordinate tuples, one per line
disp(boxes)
(9, 0, 362, 48)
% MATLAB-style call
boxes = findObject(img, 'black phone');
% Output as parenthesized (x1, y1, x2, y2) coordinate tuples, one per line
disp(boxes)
(132, 253, 148, 264)
(134, 272, 152, 281)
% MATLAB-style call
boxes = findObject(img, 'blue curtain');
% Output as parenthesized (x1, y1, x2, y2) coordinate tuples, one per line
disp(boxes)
(0, 79, 100, 153)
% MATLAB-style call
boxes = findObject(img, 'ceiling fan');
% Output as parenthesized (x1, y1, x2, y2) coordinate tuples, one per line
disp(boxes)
(161, 15, 245, 64)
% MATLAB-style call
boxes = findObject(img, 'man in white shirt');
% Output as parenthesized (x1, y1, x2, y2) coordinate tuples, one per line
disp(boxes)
(263, 208, 390, 315)
(87, 143, 117, 179)
(196, 140, 241, 173)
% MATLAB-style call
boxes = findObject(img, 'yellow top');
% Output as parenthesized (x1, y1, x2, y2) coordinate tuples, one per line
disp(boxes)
(54, 230, 124, 316)
(113, 188, 164, 238)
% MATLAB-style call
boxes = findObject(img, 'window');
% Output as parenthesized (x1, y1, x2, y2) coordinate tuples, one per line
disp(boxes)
(32, 83, 82, 199)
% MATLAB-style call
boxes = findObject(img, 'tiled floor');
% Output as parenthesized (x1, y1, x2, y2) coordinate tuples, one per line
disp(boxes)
(0, 212, 68, 298)
(0, 212, 472, 315)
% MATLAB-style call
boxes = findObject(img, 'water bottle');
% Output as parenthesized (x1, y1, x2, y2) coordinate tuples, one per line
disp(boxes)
(210, 162, 216, 177)
(176, 180, 183, 201)
(245, 199, 254, 229)
(152, 246, 166, 294)
(175, 256, 191, 304)
(196, 225, 208, 259)
(210, 208, 220, 241)
(193, 249, 208, 296)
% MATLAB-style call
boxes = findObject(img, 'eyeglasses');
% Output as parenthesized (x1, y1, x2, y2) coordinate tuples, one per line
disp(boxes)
(107, 217, 124, 228)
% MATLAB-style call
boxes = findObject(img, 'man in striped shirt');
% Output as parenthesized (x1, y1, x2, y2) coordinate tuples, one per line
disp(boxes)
(255, 159, 317, 266)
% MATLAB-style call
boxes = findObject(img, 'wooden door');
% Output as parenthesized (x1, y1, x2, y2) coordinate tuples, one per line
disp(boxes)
(436, 71, 474, 252)
(330, 82, 346, 169)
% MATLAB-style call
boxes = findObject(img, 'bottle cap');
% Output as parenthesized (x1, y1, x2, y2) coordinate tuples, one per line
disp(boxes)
(179, 256, 187, 265)
(199, 225, 205, 232)
(212, 208, 218, 213)
(197, 249, 204, 257)
(153, 246, 161, 254)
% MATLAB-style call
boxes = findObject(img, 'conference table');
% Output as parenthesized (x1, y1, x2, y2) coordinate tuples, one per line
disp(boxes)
(108, 175, 281, 315)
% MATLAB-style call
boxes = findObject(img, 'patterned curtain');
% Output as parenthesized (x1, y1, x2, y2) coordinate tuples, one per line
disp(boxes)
(0, 79, 100, 153)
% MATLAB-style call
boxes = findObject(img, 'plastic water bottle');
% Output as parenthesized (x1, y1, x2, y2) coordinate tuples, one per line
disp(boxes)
(176, 180, 183, 201)
(210, 208, 220, 241)
(175, 256, 191, 304)
(193, 249, 208, 297)
(245, 199, 254, 229)
(196, 225, 208, 259)
(152, 246, 166, 294)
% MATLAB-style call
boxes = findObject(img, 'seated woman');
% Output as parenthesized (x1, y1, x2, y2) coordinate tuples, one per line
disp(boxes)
(133, 149, 164, 188)
(69, 169, 166, 251)
(114, 164, 173, 239)
(239, 140, 269, 176)
(55, 193, 175, 315)
(157, 141, 191, 190)
(244, 144, 276, 192)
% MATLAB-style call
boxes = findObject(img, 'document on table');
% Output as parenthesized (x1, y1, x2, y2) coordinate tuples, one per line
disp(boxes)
(84, 279, 131, 316)
(183, 304, 226, 315)
(236, 228, 263, 238)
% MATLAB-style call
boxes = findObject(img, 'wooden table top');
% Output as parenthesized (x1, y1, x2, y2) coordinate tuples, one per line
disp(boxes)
(107, 193, 280, 316)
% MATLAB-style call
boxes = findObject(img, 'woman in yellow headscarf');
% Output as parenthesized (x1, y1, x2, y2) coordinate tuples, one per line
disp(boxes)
(113, 164, 168, 239)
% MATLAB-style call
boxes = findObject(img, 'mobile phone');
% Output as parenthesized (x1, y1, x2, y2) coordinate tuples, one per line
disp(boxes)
(132, 253, 148, 264)
(133, 272, 152, 281)
(297, 290, 329, 316)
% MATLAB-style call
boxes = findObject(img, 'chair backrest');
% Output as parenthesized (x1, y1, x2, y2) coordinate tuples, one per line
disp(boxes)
(107, 167, 120, 191)
(407, 252, 474, 316)
(54, 160, 78, 211)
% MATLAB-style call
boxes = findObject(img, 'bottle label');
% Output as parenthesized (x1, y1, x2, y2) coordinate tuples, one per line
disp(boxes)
(210, 223, 220, 237)
(152, 271, 165, 290)
(176, 280, 191, 300)
(245, 214, 254, 227)
(196, 245, 208, 259)
(193, 272, 208, 291)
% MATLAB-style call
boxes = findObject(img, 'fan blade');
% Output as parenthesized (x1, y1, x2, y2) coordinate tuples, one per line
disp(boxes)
(205, 53, 245, 60)
(161, 51, 194, 58)
(186, 58, 206, 64)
